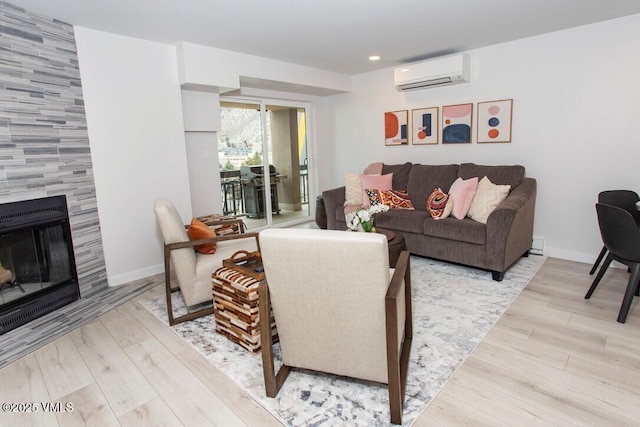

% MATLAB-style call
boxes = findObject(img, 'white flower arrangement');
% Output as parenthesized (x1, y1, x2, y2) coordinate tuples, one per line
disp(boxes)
(346, 204, 389, 232)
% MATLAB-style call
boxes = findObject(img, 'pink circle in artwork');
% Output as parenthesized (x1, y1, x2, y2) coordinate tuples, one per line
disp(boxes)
(488, 105, 500, 115)
(418, 131, 426, 139)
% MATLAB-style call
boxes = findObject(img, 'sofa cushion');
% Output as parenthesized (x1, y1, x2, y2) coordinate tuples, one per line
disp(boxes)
(458, 163, 525, 188)
(423, 217, 487, 245)
(382, 162, 413, 190)
(374, 209, 432, 234)
(407, 164, 459, 211)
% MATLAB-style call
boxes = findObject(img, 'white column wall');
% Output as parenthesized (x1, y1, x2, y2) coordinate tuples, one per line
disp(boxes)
(185, 132, 222, 217)
(182, 90, 222, 216)
(75, 27, 192, 286)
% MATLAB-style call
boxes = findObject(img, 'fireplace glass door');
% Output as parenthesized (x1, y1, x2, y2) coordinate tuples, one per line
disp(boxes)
(0, 223, 73, 306)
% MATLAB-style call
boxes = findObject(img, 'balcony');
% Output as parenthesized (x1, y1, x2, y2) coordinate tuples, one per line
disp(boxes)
(220, 166, 309, 229)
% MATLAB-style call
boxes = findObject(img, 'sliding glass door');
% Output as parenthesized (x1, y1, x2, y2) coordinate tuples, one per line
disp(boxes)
(218, 99, 311, 229)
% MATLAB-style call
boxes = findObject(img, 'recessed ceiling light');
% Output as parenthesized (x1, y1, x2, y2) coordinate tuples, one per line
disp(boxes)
(369, 55, 381, 61)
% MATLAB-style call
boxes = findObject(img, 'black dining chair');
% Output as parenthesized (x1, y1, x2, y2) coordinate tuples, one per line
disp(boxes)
(585, 203, 640, 323)
(589, 190, 640, 275)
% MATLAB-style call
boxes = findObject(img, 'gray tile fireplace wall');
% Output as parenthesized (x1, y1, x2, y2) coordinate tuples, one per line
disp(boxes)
(0, 2, 107, 296)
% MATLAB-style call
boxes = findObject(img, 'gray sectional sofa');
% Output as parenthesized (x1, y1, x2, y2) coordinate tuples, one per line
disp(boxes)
(321, 163, 536, 281)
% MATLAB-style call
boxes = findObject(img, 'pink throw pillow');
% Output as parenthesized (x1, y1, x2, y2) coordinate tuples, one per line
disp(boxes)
(360, 173, 393, 207)
(448, 177, 479, 219)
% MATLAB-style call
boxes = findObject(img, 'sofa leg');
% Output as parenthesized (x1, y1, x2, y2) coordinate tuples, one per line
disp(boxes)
(492, 271, 505, 282)
(522, 250, 530, 257)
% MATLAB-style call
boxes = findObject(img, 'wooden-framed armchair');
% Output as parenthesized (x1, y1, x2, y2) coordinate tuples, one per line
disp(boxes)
(154, 198, 258, 325)
(258, 228, 412, 425)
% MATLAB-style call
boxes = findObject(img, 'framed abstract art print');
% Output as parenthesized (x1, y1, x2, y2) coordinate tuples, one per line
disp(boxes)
(384, 110, 409, 146)
(411, 107, 439, 145)
(477, 99, 513, 143)
(442, 103, 473, 144)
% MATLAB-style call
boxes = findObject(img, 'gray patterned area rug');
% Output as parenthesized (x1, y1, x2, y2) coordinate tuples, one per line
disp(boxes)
(140, 255, 546, 426)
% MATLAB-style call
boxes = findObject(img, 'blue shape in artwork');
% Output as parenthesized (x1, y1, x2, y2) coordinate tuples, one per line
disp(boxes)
(401, 124, 407, 140)
(488, 117, 500, 127)
(422, 113, 432, 136)
(443, 124, 471, 143)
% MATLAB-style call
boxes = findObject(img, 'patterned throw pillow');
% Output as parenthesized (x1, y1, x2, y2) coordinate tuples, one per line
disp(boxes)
(366, 189, 415, 209)
(365, 188, 383, 206)
(426, 188, 452, 219)
(360, 173, 393, 207)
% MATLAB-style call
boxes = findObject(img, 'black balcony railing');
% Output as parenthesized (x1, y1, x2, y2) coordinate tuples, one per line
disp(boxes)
(220, 166, 308, 216)
(220, 170, 243, 216)
(300, 165, 308, 205)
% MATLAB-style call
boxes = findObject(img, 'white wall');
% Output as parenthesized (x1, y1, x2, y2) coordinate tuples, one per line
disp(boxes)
(75, 27, 192, 285)
(73, 28, 348, 286)
(323, 14, 640, 264)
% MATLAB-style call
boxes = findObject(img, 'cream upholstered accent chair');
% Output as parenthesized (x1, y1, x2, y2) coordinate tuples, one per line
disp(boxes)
(154, 198, 258, 325)
(258, 228, 412, 425)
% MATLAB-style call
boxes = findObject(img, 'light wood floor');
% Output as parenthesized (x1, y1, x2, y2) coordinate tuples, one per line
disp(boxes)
(1, 257, 639, 426)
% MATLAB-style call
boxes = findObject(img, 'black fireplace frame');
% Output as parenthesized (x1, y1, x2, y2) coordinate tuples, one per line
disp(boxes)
(0, 195, 80, 334)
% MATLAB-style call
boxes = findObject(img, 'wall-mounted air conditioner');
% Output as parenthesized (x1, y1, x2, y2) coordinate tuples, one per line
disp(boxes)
(394, 54, 470, 91)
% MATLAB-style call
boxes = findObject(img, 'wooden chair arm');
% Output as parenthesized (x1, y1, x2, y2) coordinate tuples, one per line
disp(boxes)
(387, 250, 411, 304)
(165, 232, 260, 252)
(385, 250, 412, 423)
(386, 250, 412, 341)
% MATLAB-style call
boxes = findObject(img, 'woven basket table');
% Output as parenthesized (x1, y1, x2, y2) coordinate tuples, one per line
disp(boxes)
(211, 266, 278, 353)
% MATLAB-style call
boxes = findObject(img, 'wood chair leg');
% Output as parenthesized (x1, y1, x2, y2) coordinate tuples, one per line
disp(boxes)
(617, 263, 640, 323)
(589, 246, 607, 275)
(164, 246, 176, 325)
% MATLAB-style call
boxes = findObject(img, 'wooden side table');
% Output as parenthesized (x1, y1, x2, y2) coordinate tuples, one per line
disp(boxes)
(376, 228, 406, 268)
(197, 213, 246, 235)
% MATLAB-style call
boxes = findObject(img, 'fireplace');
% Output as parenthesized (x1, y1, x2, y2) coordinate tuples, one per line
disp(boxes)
(0, 196, 80, 334)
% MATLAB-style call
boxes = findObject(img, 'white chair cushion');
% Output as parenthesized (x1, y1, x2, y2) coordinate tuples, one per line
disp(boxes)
(189, 238, 258, 306)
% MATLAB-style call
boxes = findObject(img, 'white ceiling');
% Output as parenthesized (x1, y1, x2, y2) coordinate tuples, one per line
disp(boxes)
(7, 0, 640, 75)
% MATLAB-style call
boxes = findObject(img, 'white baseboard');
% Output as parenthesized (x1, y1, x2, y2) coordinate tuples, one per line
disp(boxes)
(542, 247, 627, 270)
(107, 264, 164, 287)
